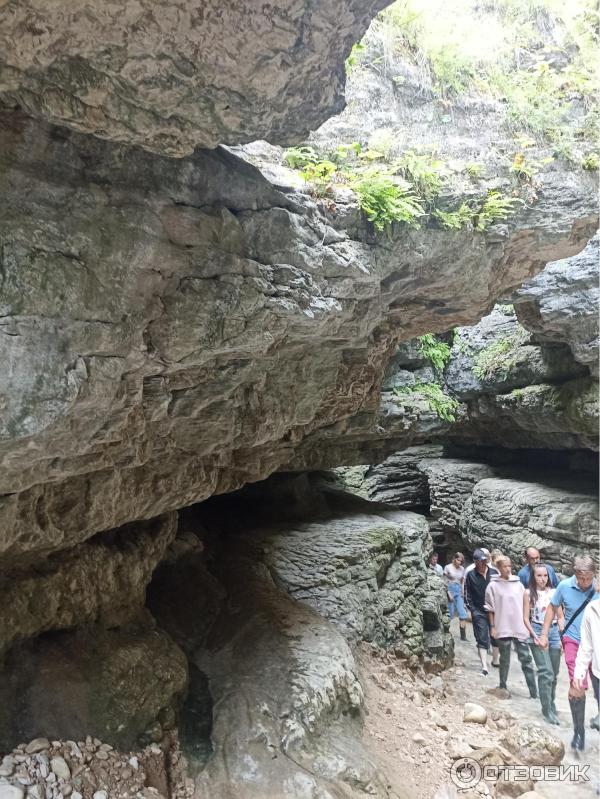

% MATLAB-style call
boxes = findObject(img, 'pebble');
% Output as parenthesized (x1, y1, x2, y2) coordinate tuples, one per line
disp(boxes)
(0, 758, 14, 778)
(95, 752, 109, 761)
(50, 759, 70, 782)
(71, 794, 82, 799)
(66, 745, 82, 762)
(27, 787, 44, 799)
(463, 702, 487, 724)
(25, 742, 49, 757)
(0, 787, 25, 799)
(128, 758, 139, 771)
(93, 792, 108, 799)
(412, 733, 426, 745)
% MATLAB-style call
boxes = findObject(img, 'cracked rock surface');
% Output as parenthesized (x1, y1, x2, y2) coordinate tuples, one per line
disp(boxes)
(0, 1, 386, 155)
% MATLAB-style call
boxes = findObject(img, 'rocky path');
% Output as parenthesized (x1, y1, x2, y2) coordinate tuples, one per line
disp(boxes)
(359, 618, 599, 799)
(451, 619, 599, 798)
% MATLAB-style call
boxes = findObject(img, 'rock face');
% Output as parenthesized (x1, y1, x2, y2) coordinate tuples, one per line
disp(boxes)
(461, 477, 599, 574)
(0, 512, 177, 653)
(333, 447, 598, 573)
(1, 113, 594, 560)
(151, 527, 390, 799)
(0, 1, 387, 155)
(513, 233, 600, 376)
(0, 618, 188, 751)
(328, 445, 443, 507)
(262, 510, 447, 657)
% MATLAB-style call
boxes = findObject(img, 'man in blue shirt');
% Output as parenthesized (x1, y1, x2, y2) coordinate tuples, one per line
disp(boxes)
(540, 555, 598, 751)
(518, 547, 558, 588)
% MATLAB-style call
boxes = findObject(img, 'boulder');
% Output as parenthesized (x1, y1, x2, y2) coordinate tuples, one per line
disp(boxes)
(501, 722, 564, 766)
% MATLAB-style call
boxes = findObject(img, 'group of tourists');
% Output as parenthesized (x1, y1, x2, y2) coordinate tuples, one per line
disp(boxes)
(428, 546, 599, 751)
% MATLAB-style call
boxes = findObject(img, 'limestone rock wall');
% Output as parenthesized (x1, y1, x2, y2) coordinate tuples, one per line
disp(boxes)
(0, 512, 177, 654)
(0, 1, 387, 155)
(461, 477, 599, 574)
(513, 233, 600, 376)
(1, 112, 595, 563)
(337, 446, 598, 575)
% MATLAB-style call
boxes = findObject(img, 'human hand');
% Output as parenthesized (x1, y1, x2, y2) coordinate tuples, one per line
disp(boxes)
(573, 678, 584, 692)
(532, 635, 541, 646)
(538, 632, 549, 650)
(491, 626, 497, 639)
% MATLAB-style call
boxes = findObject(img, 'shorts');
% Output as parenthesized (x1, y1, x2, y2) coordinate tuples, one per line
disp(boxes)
(471, 608, 497, 650)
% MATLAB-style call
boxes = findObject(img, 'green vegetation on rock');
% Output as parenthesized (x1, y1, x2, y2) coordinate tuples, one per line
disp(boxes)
(418, 334, 452, 371)
(472, 327, 529, 380)
(394, 382, 459, 422)
(352, 0, 599, 156)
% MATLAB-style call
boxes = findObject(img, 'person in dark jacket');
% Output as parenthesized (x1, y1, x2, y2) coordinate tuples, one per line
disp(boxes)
(464, 548, 499, 676)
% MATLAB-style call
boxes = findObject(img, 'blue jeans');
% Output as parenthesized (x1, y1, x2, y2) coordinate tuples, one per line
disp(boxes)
(531, 620, 560, 648)
(448, 582, 467, 621)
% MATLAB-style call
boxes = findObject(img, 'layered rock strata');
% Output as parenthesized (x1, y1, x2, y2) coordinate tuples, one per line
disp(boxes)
(1, 113, 595, 559)
(335, 447, 598, 574)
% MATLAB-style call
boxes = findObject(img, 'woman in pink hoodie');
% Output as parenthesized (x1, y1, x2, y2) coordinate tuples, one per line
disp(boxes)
(484, 556, 537, 699)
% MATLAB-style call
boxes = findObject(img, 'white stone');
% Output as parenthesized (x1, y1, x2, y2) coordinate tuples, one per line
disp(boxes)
(0, 787, 25, 799)
(92, 792, 108, 799)
(0, 758, 14, 778)
(49, 758, 70, 782)
(128, 757, 138, 770)
(463, 702, 487, 724)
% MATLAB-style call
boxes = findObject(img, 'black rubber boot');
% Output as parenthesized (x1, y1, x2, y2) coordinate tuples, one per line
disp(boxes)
(569, 695, 586, 751)
(460, 625, 467, 641)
